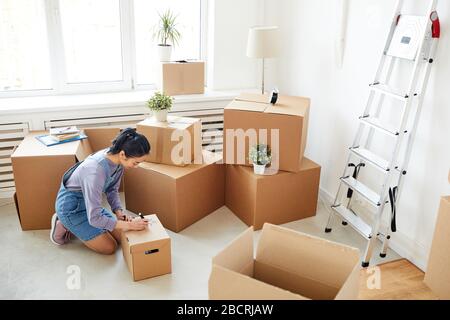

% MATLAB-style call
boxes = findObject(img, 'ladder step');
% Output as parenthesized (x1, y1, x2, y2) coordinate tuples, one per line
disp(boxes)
(331, 204, 372, 238)
(369, 82, 410, 101)
(359, 116, 400, 137)
(349, 146, 390, 172)
(340, 176, 381, 206)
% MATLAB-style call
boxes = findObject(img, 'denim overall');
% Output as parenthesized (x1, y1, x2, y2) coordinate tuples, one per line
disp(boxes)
(55, 150, 119, 241)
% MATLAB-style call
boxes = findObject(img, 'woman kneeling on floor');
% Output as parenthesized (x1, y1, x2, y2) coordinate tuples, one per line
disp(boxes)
(50, 128, 150, 254)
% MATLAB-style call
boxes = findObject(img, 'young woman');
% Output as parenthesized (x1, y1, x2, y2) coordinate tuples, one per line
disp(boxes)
(50, 128, 151, 255)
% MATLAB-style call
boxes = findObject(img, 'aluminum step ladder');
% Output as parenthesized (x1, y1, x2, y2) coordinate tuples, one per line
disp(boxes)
(325, 0, 441, 267)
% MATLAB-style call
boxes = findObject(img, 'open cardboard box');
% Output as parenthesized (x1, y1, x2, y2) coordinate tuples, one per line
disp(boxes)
(124, 150, 225, 232)
(121, 214, 171, 281)
(209, 224, 361, 300)
(223, 93, 310, 173)
(424, 195, 450, 299)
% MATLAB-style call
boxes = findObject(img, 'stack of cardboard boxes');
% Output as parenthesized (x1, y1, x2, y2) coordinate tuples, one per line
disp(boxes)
(124, 116, 225, 233)
(223, 93, 321, 230)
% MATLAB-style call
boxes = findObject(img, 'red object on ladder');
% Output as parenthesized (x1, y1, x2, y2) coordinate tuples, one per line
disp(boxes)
(431, 11, 440, 38)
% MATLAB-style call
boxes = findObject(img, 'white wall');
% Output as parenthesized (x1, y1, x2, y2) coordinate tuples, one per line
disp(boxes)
(263, 0, 450, 270)
(207, 0, 263, 90)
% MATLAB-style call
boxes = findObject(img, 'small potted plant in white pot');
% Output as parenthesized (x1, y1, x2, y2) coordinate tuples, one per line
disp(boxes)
(249, 144, 272, 175)
(147, 91, 173, 122)
(153, 9, 181, 62)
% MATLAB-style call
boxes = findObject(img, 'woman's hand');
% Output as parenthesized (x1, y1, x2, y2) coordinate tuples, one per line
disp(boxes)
(115, 209, 133, 222)
(127, 217, 149, 231)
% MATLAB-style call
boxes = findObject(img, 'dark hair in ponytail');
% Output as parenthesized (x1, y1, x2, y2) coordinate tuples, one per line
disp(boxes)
(109, 128, 150, 158)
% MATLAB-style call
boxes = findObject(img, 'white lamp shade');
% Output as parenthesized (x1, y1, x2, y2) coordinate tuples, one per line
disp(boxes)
(246, 26, 280, 58)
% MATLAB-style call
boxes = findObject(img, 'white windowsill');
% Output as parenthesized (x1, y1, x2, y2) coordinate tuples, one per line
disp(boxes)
(0, 88, 257, 115)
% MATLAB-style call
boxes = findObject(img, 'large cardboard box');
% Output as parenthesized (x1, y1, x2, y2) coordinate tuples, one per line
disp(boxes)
(124, 150, 225, 232)
(160, 61, 205, 95)
(225, 158, 320, 230)
(424, 196, 450, 299)
(121, 214, 171, 281)
(209, 224, 361, 300)
(11, 132, 93, 230)
(137, 116, 202, 167)
(223, 93, 310, 173)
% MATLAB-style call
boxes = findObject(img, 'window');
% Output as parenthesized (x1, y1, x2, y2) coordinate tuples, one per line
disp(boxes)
(0, 0, 205, 96)
(0, 0, 52, 92)
(134, 0, 201, 85)
(59, 0, 123, 83)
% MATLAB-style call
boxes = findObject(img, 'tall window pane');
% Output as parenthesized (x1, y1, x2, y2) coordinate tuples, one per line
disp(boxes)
(59, 0, 123, 83)
(0, 0, 52, 92)
(134, 0, 201, 85)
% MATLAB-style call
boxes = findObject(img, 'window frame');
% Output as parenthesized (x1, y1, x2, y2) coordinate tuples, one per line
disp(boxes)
(0, 0, 207, 98)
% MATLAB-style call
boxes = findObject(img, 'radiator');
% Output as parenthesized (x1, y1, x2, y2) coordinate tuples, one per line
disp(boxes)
(0, 122, 29, 198)
(1, 108, 224, 199)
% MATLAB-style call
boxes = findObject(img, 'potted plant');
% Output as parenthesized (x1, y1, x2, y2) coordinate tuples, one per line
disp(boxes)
(249, 144, 272, 175)
(153, 9, 181, 62)
(147, 91, 173, 122)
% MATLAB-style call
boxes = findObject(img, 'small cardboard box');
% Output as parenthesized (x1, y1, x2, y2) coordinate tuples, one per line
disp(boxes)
(225, 158, 320, 230)
(161, 61, 205, 95)
(223, 93, 310, 173)
(121, 214, 171, 281)
(209, 224, 361, 300)
(137, 116, 202, 166)
(11, 131, 93, 230)
(424, 196, 450, 299)
(124, 150, 225, 232)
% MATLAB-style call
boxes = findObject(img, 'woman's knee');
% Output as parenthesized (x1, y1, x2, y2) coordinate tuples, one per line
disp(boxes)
(99, 240, 118, 255)
(84, 234, 118, 255)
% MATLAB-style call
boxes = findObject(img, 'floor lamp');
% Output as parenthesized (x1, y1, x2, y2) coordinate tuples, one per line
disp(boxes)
(246, 26, 279, 94)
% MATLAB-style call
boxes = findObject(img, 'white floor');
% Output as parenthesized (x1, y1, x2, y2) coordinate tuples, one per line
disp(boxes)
(0, 195, 400, 299)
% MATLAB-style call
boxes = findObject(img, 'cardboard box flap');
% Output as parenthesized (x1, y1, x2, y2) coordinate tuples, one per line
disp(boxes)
(209, 265, 303, 300)
(139, 116, 200, 130)
(256, 224, 360, 289)
(83, 127, 120, 152)
(125, 215, 170, 253)
(265, 95, 310, 117)
(236, 92, 271, 104)
(11, 131, 86, 158)
(226, 100, 267, 113)
(212, 227, 254, 275)
(75, 139, 93, 161)
(138, 150, 222, 179)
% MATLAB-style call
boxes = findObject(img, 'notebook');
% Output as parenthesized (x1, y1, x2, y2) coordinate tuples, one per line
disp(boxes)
(35, 134, 88, 147)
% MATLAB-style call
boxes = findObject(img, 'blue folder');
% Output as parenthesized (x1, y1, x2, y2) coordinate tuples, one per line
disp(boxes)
(35, 134, 88, 147)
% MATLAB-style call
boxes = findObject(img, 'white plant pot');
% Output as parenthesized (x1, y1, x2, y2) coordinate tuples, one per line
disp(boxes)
(253, 164, 266, 175)
(157, 45, 172, 62)
(153, 109, 168, 122)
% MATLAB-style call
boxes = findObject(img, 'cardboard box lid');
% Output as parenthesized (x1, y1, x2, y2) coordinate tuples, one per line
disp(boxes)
(138, 116, 200, 130)
(255, 224, 360, 290)
(11, 131, 92, 160)
(226, 93, 309, 117)
(124, 215, 170, 254)
(137, 150, 222, 179)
